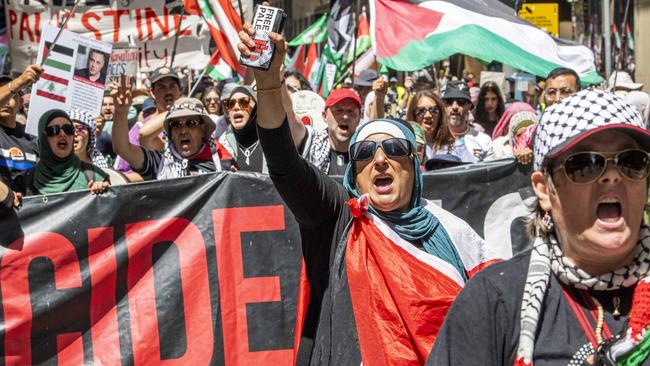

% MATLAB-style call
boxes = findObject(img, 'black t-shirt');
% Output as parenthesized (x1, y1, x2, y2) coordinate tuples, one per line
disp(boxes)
(0, 124, 39, 194)
(327, 150, 349, 175)
(428, 250, 646, 366)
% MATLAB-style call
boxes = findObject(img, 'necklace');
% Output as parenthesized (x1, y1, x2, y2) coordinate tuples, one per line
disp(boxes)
(237, 140, 260, 165)
(592, 296, 605, 345)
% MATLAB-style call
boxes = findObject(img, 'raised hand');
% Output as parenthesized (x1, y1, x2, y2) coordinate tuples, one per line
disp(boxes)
(238, 23, 287, 89)
(373, 77, 388, 97)
(16, 64, 43, 89)
(109, 74, 134, 114)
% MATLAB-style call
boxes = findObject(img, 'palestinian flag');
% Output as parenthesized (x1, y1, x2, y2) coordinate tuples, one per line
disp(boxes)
(325, 0, 354, 66)
(42, 42, 74, 73)
(205, 51, 234, 80)
(288, 13, 328, 47)
(36, 73, 68, 103)
(369, 0, 603, 84)
(303, 41, 319, 84)
(345, 6, 372, 65)
(184, 0, 243, 75)
(285, 44, 306, 73)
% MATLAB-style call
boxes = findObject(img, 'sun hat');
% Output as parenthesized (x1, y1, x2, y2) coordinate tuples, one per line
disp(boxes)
(164, 97, 216, 134)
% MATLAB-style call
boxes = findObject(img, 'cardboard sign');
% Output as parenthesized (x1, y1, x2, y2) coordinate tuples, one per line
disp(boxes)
(26, 24, 112, 135)
(106, 46, 139, 83)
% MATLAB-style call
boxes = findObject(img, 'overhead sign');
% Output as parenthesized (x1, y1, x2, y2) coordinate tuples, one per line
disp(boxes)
(518, 3, 559, 38)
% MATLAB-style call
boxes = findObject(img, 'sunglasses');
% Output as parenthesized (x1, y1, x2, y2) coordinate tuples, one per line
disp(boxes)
(169, 119, 204, 129)
(224, 97, 252, 110)
(204, 97, 219, 103)
(443, 99, 468, 107)
(74, 125, 89, 134)
(415, 107, 440, 117)
(350, 138, 412, 161)
(551, 149, 650, 184)
(45, 124, 75, 137)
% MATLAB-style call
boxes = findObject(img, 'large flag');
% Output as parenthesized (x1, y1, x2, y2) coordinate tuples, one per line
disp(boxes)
(205, 51, 234, 80)
(285, 44, 306, 73)
(303, 42, 319, 83)
(325, 0, 354, 66)
(369, 0, 603, 84)
(184, 0, 243, 75)
(288, 13, 328, 47)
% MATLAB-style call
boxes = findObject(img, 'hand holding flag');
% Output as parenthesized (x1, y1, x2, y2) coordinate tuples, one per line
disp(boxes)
(14, 64, 43, 93)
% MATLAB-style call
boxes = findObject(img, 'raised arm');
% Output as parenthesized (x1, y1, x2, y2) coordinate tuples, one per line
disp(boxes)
(111, 76, 145, 171)
(0, 65, 42, 112)
(138, 112, 166, 151)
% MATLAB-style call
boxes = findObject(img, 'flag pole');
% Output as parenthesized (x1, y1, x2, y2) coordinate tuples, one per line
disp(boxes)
(40, 0, 81, 67)
(189, 67, 209, 96)
(237, 0, 245, 24)
(351, 0, 360, 88)
(602, 0, 612, 78)
(169, 7, 186, 68)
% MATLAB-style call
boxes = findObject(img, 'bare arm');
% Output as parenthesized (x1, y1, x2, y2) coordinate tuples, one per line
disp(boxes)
(367, 78, 388, 120)
(110, 76, 145, 171)
(0, 65, 42, 112)
(138, 112, 166, 151)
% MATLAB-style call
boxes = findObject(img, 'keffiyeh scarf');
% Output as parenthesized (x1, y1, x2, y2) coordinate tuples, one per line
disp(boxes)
(157, 138, 222, 180)
(308, 128, 331, 173)
(515, 226, 650, 366)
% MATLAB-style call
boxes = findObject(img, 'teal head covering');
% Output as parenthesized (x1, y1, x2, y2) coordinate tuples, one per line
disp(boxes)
(33, 109, 90, 195)
(343, 118, 467, 280)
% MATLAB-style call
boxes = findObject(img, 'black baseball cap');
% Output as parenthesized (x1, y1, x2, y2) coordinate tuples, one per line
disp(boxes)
(442, 81, 472, 103)
(355, 69, 379, 87)
(151, 66, 180, 86)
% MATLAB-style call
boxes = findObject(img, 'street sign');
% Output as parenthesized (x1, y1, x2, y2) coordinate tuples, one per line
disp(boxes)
(518, 3, 559, 37)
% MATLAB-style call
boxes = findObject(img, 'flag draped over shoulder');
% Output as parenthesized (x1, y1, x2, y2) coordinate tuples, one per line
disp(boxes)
(184, 0, 243, 76)
(288, 13, 328, 47)
(369, 0, 603, 84)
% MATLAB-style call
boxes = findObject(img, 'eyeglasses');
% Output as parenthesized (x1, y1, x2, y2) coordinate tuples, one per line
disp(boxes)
(45, 124, 75, 137)
(224, 97, 252, 110)
(415, 107, 440, 117)
(350, 138, 412, 161)
(169, 119, 204, 129)
(204, 97, 219, 103)
(443, 99, 468, 107)
(551, 149, 650, 184)
(416, 143, 425, 153)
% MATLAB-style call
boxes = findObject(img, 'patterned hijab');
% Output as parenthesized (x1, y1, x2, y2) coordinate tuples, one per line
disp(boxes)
(68, 108, 109, 168)
(342, 118, 467, 279)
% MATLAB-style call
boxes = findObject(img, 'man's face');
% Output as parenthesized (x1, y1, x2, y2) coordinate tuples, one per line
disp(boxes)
(101, 96, 115, 120)
(354, 133, 414, 213)
(545, 75, 578, 106)
(170, 117, 206, 158)
(323, 99, 361, 148)
(72, 122, 89, 155)
(226, 92, 255, 130)
(21, 93, 30, 115)
(484, 91, 499, 114)
(151, 78, 182, 112)
(88, 52, 105, 77)
(534, 130, 647, 273)
(444, 98, 471, 128)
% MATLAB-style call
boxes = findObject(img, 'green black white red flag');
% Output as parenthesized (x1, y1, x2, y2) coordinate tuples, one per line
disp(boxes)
(369, 0, 603, 84)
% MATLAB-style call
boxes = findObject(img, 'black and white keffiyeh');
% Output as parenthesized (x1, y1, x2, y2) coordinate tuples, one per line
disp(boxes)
(68, 108, 109, 169)
(534, 89, 644, 171)
(307, 128, 331, 173)
(157, 137, 222, 180)
(515, 226, 650, 365)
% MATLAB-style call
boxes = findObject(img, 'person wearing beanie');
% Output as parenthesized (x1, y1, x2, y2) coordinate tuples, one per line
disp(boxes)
(239, 24, 498, 366)
(429, 89, 650, 366)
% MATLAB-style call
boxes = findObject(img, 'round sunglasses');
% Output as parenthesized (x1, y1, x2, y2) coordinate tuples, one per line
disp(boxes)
(550, 149, 650, 184)
(350, 138, 412, 161)
(45, 124, 75, 137)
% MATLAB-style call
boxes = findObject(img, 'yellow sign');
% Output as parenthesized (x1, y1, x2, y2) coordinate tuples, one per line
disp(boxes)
(518, 3, 559, 37)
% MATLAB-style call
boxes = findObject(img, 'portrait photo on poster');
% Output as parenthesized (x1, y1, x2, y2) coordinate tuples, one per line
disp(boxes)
(73, 45, 108, 86)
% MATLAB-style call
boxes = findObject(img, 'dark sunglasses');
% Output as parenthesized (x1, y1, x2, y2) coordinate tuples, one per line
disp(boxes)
(169, 119, 204, 129)
(443, 99, 468, 107)
(45, 124, 75, 137)
(74, 125, 89, 134)
(551, 149, 650, 184)
(224, 96, 252, 110)
(415, 107, 440, 117)
(350, 138, 412, 161)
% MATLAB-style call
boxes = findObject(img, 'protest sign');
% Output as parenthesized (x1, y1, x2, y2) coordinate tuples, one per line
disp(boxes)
(0, 160, 531, 364)
(26, 24, 112, 135)
(290, 90, 326, 130)
(106, 46, 139, 83)
(5, 1, 212, 75)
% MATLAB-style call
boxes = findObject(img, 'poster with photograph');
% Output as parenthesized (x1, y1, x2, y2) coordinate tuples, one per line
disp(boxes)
(26, 24, 112, 135)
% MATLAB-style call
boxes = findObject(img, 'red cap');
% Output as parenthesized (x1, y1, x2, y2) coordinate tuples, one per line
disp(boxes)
(325, 88, 361, 109)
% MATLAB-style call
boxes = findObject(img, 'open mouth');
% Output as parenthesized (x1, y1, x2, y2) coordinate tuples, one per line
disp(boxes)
(180, 137, 191, 146)
(597, 201, 622, 223)
(57, 140, 68, 149)
(373, 176, 394, 193)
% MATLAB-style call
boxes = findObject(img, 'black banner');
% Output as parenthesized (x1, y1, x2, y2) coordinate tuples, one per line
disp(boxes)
(0, 159, 532, 364)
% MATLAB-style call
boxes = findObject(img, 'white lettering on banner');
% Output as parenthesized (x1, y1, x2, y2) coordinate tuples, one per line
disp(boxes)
(483, 193, 536, 259)
(5, 1, 212, 74)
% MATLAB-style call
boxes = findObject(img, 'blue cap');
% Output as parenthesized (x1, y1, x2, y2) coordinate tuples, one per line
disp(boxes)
(142, 98, 156, 113)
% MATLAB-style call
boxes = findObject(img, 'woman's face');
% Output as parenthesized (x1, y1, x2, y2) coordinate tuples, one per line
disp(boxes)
(285, 75, 302, 94)
(46, 117, 74, 159)
(483, 91, 499, 115)
(203, 90, 221, 115)
(73, 122, 89, 156)
(414, 96, 439, 140)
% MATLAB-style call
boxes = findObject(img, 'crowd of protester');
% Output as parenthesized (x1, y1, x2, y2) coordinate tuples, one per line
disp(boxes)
(2, 23, 650, 365)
